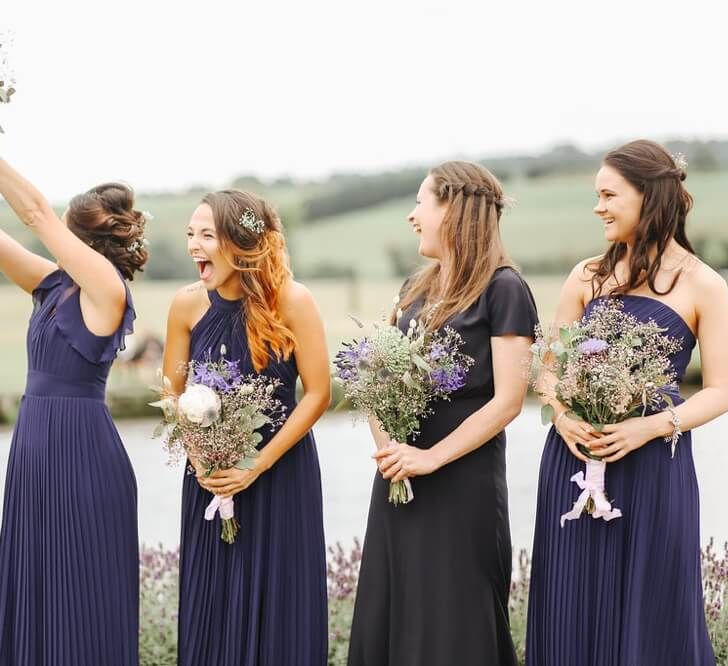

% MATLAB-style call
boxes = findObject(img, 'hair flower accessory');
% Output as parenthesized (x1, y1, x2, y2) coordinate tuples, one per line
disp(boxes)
(671, 152, 688, 171)
(129, 237, 150, 253)
(238, 208, 265, 235)
(141, 210, 154, 221)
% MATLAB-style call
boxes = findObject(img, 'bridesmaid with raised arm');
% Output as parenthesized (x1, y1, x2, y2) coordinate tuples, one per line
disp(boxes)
(163, 190, 330, 665)
(526, 140, 728, 666)
(0, 158, 147, 665)
(348, 161, 539, 666)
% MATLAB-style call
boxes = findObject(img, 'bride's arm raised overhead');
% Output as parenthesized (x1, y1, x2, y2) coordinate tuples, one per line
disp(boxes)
(0, 158, 146, 334)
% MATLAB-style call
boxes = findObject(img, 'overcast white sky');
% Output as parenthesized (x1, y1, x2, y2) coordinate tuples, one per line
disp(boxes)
(2, 0, 727, 201)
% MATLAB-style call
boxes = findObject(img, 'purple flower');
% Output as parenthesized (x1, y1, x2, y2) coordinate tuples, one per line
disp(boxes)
(577, 338, 608, 355)
(428, 343, 446, 361)
(192, 357, 242, 392)
(431, 365, 467, 393)
(334, 340, 373, 380)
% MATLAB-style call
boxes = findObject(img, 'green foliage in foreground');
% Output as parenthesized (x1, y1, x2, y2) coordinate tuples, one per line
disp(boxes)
(140, 539, 728, 666)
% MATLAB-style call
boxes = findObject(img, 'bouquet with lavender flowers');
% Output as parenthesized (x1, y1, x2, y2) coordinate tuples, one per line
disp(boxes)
(0, 32, 16, 134)
(530, 298, 682, 525)
(150, 348, 286, 543)
(334, 305, 474, 505)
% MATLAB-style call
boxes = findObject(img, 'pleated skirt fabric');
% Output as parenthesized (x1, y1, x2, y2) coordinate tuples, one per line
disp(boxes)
(0, 395, 139, 666)
(177, 431, 328, 666)
(526, 427, 715, 666)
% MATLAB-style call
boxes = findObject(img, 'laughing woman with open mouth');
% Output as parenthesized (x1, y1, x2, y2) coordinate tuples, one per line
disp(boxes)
(162, 190, 330, 665)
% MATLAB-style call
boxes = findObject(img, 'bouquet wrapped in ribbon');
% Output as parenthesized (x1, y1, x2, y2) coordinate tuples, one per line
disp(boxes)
(334, 303, 474, 505)
(0, 32, 16, 133)
(530, 298, 682, 525)
(151, 349, 286, 543)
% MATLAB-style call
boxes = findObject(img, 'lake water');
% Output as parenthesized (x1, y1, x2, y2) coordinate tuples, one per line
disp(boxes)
(0, 404, 726, 551)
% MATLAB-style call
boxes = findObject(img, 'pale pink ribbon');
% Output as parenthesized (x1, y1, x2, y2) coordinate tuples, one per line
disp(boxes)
(204, 495, 235, 521)
(560, 459, 622, 527)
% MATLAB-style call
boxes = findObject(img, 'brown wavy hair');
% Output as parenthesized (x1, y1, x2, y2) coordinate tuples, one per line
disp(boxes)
(397, 160, 515, 329)
(67, 182, 149, 280)
(587, 139, 695, 298)
(202, 190, 296, 372)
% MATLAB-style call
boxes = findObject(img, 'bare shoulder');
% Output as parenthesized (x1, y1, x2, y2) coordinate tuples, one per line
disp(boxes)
(571, 254, 603, 280)
(561, 255, 604, 306)
(280, 280, 320, 323)
(168, 281, 210, 327)
(686, 258, 728, 304)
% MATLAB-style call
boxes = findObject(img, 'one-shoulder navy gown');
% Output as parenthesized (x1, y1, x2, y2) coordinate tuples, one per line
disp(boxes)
(0, 269, 139, 665)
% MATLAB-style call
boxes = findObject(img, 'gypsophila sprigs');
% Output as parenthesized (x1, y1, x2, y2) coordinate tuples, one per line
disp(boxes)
(529, 298, 683, 525)
(0, 31, 17, 133)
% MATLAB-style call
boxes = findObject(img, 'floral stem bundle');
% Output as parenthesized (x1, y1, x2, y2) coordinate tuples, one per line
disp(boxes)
(150, 349, 286, 543)
(0, 32, 16, 133)
(335, 303, 474, 505)
(530, 299, 682, 524)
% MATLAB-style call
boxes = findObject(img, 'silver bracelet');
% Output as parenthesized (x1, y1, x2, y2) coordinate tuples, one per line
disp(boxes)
(663, 406, 682, 459)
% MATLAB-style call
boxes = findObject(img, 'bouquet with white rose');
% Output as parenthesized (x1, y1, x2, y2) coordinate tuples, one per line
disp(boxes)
(150, 350, 286, 543)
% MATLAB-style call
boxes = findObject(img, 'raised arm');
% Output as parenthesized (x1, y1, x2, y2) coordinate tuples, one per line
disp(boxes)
(0, 227, 56, 293)
(0, 158, 126, 321)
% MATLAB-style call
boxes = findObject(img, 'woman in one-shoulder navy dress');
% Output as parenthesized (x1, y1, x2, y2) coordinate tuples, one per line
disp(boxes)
(0, 159, 149, 665)
(164, 190, 329, 665)
(526, 140, 728, 665)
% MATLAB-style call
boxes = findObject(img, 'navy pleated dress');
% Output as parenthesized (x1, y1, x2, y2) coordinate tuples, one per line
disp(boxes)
(177, 289, 327, 666)
(526, 295, 715, 666)
(0, 269, 139, 665)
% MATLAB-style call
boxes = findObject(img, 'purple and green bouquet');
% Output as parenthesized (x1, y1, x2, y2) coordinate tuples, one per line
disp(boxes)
(334, 305, 474, 505)
(530, 298, 682, 524)
(0, 32, 16, 134)
(150, 347, 286, 543)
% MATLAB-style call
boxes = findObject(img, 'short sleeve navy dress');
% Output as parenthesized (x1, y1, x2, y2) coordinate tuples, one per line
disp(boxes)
(0, 269, 139, 666)
(348, 267, 539, 666)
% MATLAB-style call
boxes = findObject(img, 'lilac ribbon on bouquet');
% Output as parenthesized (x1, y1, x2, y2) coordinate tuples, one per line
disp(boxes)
(560, 459, 622, 527)
(204, 495, 235, 521)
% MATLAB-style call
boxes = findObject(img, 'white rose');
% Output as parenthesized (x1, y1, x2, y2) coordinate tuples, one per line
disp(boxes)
(178, 384, 221, 427)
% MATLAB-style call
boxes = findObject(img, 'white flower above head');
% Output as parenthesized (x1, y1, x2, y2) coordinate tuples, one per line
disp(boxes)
(178, 384, 221, 427)
(0, 30, 17, 134)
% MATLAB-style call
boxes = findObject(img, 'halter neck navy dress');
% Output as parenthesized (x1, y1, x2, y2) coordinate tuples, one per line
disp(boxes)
(177, 289, 327, 666)
(0, 269, 139, 665)
(526, 295, 715, 665)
